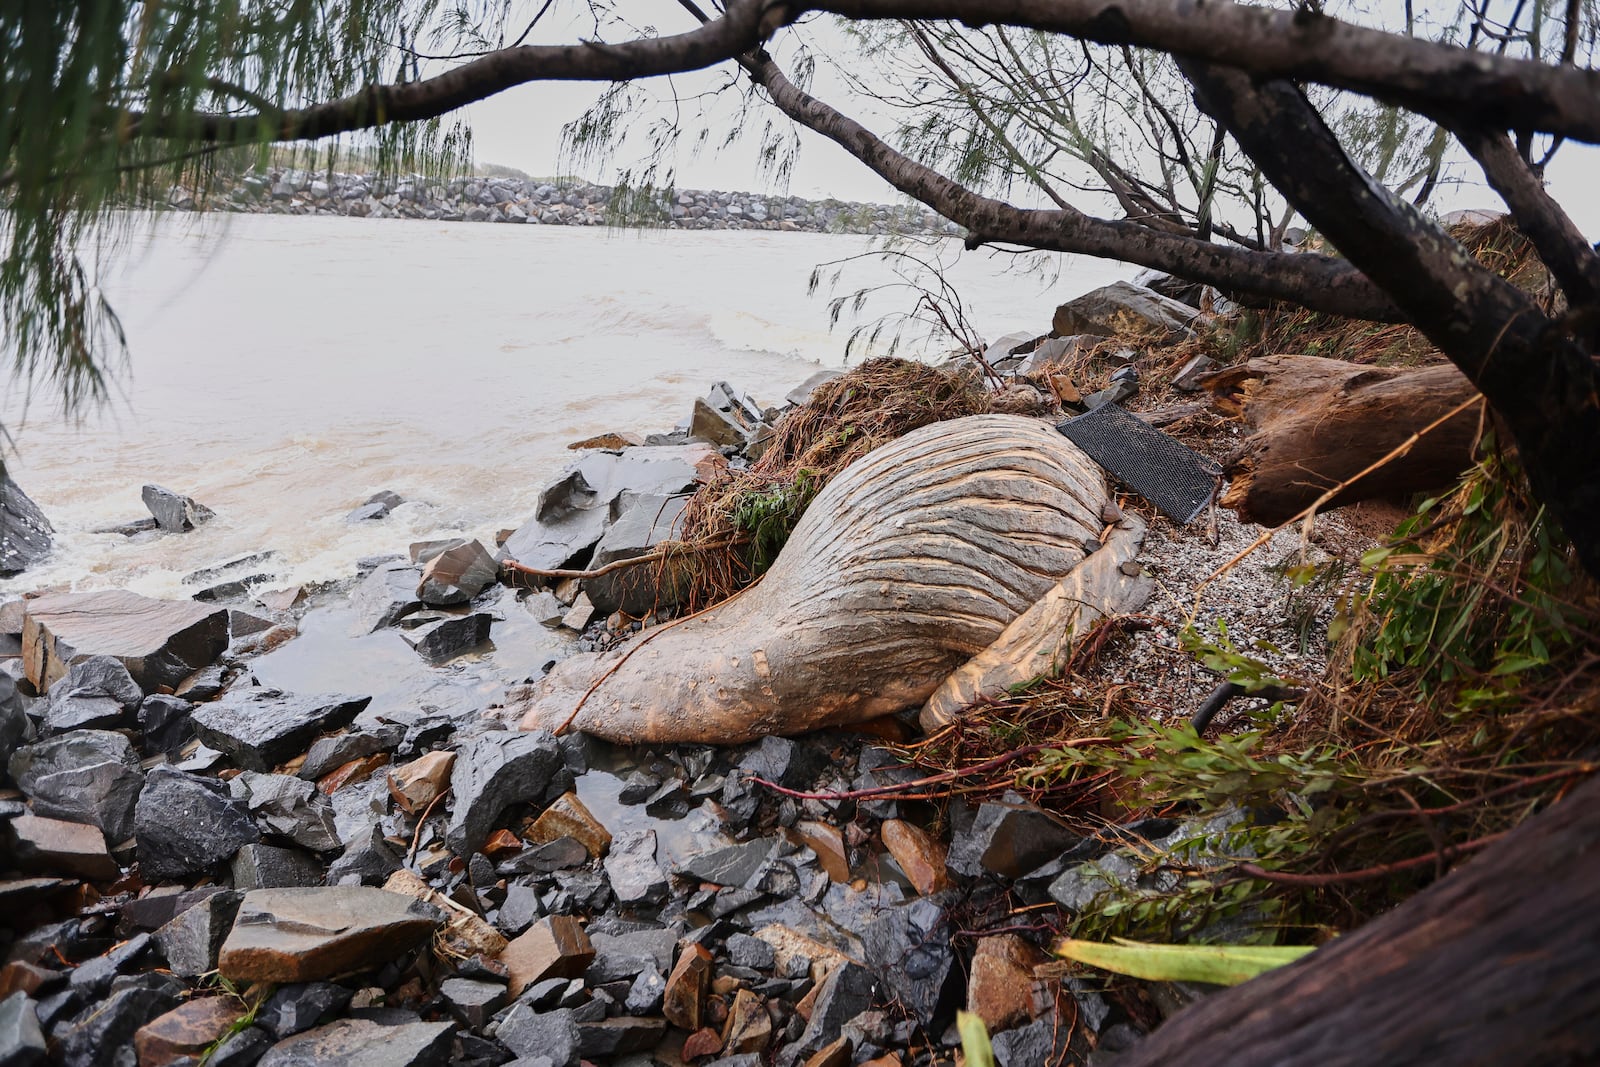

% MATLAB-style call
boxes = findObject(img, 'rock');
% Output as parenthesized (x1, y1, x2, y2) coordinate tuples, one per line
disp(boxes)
(802, 1036, 852, 1067)
(208, 1025, 274, 1067)
(345, 490, 405, 523)
(794, 822, 849, 883)
(581, 494, 692, 616)
(192, 687, 371, 771)
(784, 369, 842, 408)
(382, 869, 508, 959)
(231, 772, 342, 851)
(257, 586, 307, 613)
(8, 729, 143, 842)
(0, 675, 24, 772)
(135, 766, 261, 881)
(408, 538, 467, 566)
(351, 561, 425, 632)
(502, 445, 718, 572)
(676, 838, 776, 887)
(0, 992, 47, 1067)
(142, 484, 215, 533)
(156, 890, 244, 978)
(186, 551, 277, 586)
(218, 887, 443, 983)
(966, 937, 1042, 1034)
(402, 612, 492, 664)
(739, 737, 827, 791)
(721, 989, 771, 1056)
(0, 478, 52, 577)
(947, 792, 1081, 879)
(862, 898, 956, 1031)
(121, 885, 230, 931)
(138, 694, 197, 757)
(496, 884, 543, 935)
(232, 843, 327, 889)
(255, 1018, 454, 1066)
(299, 729, 400, 781)
(663, 943, 712, 1030)
(502, 916, 595, 997)
(40, 655, 142, 734)
(879, 819, 949, 897)
(586, 926, 677, 983)
(1173, 354, 1220, 391)
(256, 983, 354, 1039)
(417, 540, 499, 606)
(726, 933, 776, 972)
(560, 595, 595, 632)
(7, 813, 120, 880)
(526, 791, 612, 859)
(526, 591, 566, 627)
(324, 825, 404, 886)
(990, 1017, 1068, 1067)
(134, 996, 245, 1066)
(576, 1017, 667, 1058)
(1051, 280, 1198, 340)
(495, 1005, 578, 1066)
(446, 731, 562, 857)
(439, 978, 506, 1030)
(568, 431, 645, 451)
(796, 963, 878, 1054)
(20, 589, 229, 692)
(56, 976, 182, 1066)
(387, 750, 455, 814)
(603, 829, 667, 906)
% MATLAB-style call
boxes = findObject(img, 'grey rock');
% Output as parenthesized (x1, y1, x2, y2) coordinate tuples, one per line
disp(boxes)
(9, 729, 144, 842)
(409, 538, 468, 565)
(345, 490, 404, 523)
(191, 688, 371, 771)
(726, 932, 775, 971)
(496, 884, 544, 935)
(417, 540, 499, 606)
(329, 776, 391, 846)
(439, 978, 506, 1030)
(581, 494, 692, 616)
(0, 478, 52, 577)
(1173, 354, 1220, 391)
(257, 983, 355, 1039)
(208, 1026, 274, 1067)
(795, 962, 877, 1054)
(737, 736, 826, 791)
(20, 589, 229, 692)
(499, 836, 586, 877)
(446, 731, 562, 856)
(624, 969, 665, 1015)
(991, 1017, 1069, 1067)
(56, 976, 180, 1066)
(576, 1017, 667, 1058)
(604, 829, 667, 906)
(586, 927, 676, 984)
(495, 1005, 578, 1066)
(0, 992, 47, 1067)
(135, 765, 260, 881)
(298, 728, 401, 781)
(0, 674, 25, 772)
(675, 839, 776, 887)
(137, 694, 196, 757)
(947, 791, 1082, 879)
(784, 369, 841, 408)
(402, 612, 492, 664)
(186, 551, 277, 586)
(324, 825, 403, 886)
(1051, 280, 1198, 340)
(142, 484, 215, 533)
(230, 771, 342, 852)
(121, 885, 230, 931)
(41, 655, 142, 734)
(156, 890, 245, 977)
(255, 1018, 453, 1067)
(861, 897, 956, 1030)
(350, 562, 425, 632)
(232, 843, 326, 890)
(67, 933, 154, 999)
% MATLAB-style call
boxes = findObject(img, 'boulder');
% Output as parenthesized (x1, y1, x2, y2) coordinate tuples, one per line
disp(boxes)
(0, 477, 52, 577)
(446, 731, 563, 856)
(345, 490, 404, 523)
(156, 891, 245, 978)
(20, 589, 229, 692)
(402, 612, 492, 664)
(134, 996, 245, 1065)
(137, 694, 197, 757)
(351, 561, 425, 632)
(947, 791, 1081, 879)
(862, 898, 957, 1030)
(55, 976, 182, 1066)
(135, 765, 261, 880)
(142, 484, 215, 533)
(1051, 280, 1199, 340)
(603, 829, 668, 906)
(217, 887, 443, 983)
(502, 916, 595, 997)
(7, 813, 120, 880)
(0, 674, 24, 770)
(416, 540, 498, 606)
(232, 842, 329, 889)
(255, 1018, 454, 1067)
(40, 655, 142, 734)
(495, 1005, 579, 1066)
(0, 991, 47, 1067)
(580, 494, 693, 616)
(191, 688, 371, 771)
(8, 729, 144, 842)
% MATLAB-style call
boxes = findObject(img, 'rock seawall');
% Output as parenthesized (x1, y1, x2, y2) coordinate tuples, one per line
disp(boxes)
(164, 170, 963, 236)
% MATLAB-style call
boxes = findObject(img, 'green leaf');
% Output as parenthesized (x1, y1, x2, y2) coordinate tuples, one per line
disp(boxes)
(958, 1012, 995, 1067)
(1054, 938, 1316, 986)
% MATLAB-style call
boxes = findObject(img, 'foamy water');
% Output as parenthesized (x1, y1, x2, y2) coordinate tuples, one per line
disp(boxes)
(2, 214, 1130, 597)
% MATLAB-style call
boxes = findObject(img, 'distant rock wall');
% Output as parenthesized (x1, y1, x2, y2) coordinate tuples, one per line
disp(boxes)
(163, 170, 963, 237)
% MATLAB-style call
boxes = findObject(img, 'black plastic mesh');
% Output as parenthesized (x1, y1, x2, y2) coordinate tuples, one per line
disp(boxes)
(1057, 403, 1221, 524)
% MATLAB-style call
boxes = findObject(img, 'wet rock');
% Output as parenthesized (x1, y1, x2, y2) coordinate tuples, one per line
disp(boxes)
(580, 494, 692, 616)
(135, 766, 260, 880)
(257, 983, 355, 1039)
(526, 792, 611, 859)
(142, 484, 215, 533)
(138, 694, 196, 757)
(7, 813, 119, 880)
(409, 538, 467, 566)
(990, 1017, 1069, 1067)
(586, 926, 676, 984)
(526, 591, 566, 628)
(0, 991, 47, 1067)
(722, 988, 772, 1055)
(387, 750, 455, 814)
(738, 737, 826, 791)
(947, 792, 1081, 879)
(346, 490, 405, 523)
(0, 675, 25, 771)
(0, 478, 52, 577)
(403, 612, 492, 664)
(1051, 280, 1198, 340)
(676, 839, 776, 887)
(495, 1005, 578, 1066)
(9, 729, 143, 842)
(560, 595, 595, 632)
(880, 820, 949, 897)
(662, 943, 712, 1030)
(156, 890, 245, 978)
(218, 887, 443, 983)
(862, 898, 956, 1031)
(21, 589, 229, 692)
(967, 936, 1042, 1034)
(66, 934, 154, 1000)
(499, 836, 587, 878)
(56, 975, 182, 1067)
(726, 933, 776, 972)
(496, 884, 543, 935)
(576, 1017, 667, 1058)
(446, 731, 562, 857)
(383, 869, 508, 960)
(134, 996, 245, 1066)
(231, 772, 342, 851)
(439, 978, 506, 1030)
(186, 551, 277, 587)
(604, 830, 667, 906)
(351, 561, 425, 632)
(232, 843, 327, 889)
(793, 822, 848, 883)
(502, 916, 595, 997)
(299, 728, 401, 781)
(40, 655, 142, 734)
(256, 1017, 453, 1066)
(191, 687, 371, 772)
(625, 968, 666, 1014)
(795, 963, 877, 1055)
(207, 1025, 274, 1067)
(417, 540, 499, 606)
(324, 826, 403, 886)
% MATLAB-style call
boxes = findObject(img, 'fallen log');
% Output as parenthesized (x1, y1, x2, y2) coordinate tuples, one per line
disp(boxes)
(1108, 772, 1600, 1066)
(512, 415, 1116, 744)
(1203, 354, 1484, 526)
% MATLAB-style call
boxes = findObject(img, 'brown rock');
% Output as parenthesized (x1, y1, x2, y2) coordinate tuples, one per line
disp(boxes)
(568, 432, 645, 450)
(8, 813, 119, 880)
(663, 943, 713, 1030)
(681, 1026, 724, 1061)
(482, 829, 523, 858)
(803, 1035, 853, 1067)
(967, 937, 1043, 1034)
(21, 589, 229, 692)
(256, 586, 307, 612)
(524, 791, 611, 859)
(754, 925, 855, 985)
(859, 1055, 902, 1067)
(794, 822, 849, 883)
(881, 819, 949, 897)
(722, 989, 772, 1056)
(500, 915, 594, 997)
(386, 750, 455, 814)
(318, 752, 389, 794)
(217, 887, 443, 983)
(251, 1017, 453, 1065)
(0, 961, 55, 1000)
(135, 997, 244, 1066)
(383, 869, 507, 959)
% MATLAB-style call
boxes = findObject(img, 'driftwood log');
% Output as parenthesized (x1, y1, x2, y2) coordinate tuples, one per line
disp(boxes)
(1112, 774, 1600, 1066)
(1204, 354, 1483, 526)
(514, 415, 1116, 744)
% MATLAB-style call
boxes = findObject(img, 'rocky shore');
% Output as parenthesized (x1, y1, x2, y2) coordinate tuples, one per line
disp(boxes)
(0, 277, 1328, 1067)
(161, 170, 962, 236)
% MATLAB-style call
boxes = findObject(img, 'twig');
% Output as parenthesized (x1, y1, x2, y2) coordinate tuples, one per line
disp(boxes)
(407, 787, 452, 864)
(1237, 832, 1502, 886)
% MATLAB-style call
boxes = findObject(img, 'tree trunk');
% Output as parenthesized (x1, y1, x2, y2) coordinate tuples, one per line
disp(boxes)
(1111, 774, 1600, 1066)
(1204, 354, 1483, 526)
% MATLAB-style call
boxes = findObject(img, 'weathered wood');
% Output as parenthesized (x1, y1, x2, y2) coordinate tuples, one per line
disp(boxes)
(1204, 354, 1482, 527)
(1112, 774, 1600, 1067)
(920, 517, 1151, 731)
(513, 415, 1112, 744)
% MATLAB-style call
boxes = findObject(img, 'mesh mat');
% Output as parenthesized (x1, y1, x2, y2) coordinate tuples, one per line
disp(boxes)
(1057, 403, 1221, 524)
